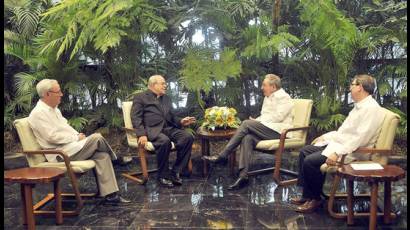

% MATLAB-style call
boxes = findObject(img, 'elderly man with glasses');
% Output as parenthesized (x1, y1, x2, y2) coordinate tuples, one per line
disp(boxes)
(28, 79, 130, 205)
(291, 74, 385, 213)
(131, 75, 196, 188)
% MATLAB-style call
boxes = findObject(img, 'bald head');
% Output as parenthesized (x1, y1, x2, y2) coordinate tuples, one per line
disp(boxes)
(148, 75, 165, 87)
(148, 75, 167, 96)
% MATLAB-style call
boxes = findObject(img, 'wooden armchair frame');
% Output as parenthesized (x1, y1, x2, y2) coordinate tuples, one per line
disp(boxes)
(22, 150, 97, 217)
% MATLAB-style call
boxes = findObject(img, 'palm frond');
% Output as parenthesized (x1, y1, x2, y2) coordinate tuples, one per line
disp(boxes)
(15, 72, 38, 97)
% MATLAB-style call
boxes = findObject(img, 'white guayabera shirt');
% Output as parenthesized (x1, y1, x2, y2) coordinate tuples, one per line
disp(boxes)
(315, 95, 384, 159)
(28, 100, 88, 162)
(255, 88, 294, 137)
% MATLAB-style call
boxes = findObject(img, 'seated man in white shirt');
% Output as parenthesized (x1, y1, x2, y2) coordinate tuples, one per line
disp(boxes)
(291, 74, 384, 213)
(202, 74, 294, 190)
(28, 79, 130, 205)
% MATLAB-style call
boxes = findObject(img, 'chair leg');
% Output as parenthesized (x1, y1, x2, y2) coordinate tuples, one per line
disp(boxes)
(29, 173, 94, 219)
(139, 147, 149, 181)
(66, 169, 84, 212)
(272, 148, 298, 186)
(122, 146, 150, 184)
(273, 149, 282, 182)
(327, 174, 347, 219)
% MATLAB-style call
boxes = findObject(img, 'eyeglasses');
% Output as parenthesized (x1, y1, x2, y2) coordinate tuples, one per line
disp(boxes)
(48, 90, 63, 95)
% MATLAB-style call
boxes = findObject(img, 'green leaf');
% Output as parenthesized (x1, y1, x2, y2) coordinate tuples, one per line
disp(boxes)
(68, 116, 89, 132)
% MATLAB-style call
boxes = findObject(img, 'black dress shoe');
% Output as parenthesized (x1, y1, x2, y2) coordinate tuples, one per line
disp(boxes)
(104, 193, 131, 205)
(202, 155, 227, 164)
(170, 173, 183, 186)
(227, 177, 249, 190)
(158, 178, 174, 188)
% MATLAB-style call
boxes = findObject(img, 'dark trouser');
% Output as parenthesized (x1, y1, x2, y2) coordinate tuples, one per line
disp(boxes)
(151, 127, 194, 179)
(297, 145, 327, 200)
(219, 120, 281, 177)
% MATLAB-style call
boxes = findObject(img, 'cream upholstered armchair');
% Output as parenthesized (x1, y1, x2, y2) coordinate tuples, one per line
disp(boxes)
(230, 99, 313, 186)
(321, 108, 400, 219)
(13, 118, 97, 216)
(121, 101, 193, 184)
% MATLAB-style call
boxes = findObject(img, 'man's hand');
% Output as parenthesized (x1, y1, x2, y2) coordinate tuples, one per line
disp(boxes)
(326, 153, 338, 166)
(181, 116, 196, 126)
(138, 136, 148, 147)
(78, 133, 86, 140)
(311, 136, 324, 145)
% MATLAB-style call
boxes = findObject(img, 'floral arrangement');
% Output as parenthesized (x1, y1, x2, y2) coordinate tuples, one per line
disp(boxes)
(201, 106, 241, 131)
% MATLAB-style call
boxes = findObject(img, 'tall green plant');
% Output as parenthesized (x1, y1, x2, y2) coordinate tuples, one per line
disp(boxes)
(39, 0, 167, 61)
(299, 0, 359, 99)
(179, 47, 242, 109)
(310, 96, 346, 132)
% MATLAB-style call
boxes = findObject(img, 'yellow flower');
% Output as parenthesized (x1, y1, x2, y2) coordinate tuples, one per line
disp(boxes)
(215, 116, 224, 126)
(227, 116, 235, 125)
(229, 108, 237, 115)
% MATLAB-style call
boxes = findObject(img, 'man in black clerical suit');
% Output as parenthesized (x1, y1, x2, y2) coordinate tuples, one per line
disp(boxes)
(131, 75, 196, 187)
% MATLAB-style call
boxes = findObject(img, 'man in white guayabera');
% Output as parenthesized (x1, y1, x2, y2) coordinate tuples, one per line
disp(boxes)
(203, 74, 294, 190)
(291, 74, 384, 213)
(28, 79, 130, 205)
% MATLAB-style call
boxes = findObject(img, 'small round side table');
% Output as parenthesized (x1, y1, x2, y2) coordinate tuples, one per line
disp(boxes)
(337, 164, 405, 230)
(4, 167, 66, 230)
(196, 127, 237, 176)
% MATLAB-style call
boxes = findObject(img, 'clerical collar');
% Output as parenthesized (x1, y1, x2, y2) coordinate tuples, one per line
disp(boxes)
(148, 89, 162, 99)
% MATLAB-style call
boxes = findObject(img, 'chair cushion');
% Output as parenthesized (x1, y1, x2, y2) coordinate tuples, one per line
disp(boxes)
(255, 138, 305, 150)
(33, 160, 96, 173)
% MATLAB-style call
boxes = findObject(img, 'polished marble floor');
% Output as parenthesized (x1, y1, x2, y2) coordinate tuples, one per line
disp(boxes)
(4, 148, 407, 229)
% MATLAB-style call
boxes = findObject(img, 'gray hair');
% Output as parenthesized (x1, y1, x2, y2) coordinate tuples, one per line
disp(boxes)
(148, 75, 165, 87)
(264, 74, 282, 89)
(354, 74, 376, 94)
(36, 79, 58, 98)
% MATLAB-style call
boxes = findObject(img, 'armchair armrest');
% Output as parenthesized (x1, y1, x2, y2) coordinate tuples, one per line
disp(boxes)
(24, 150, 75, 174)
(338, 147, 392, 166)
(281, 126, 310, 138)
(352, 147, 392, 155)
(278, 126, 310, 150)
(122, 127, 143, 137)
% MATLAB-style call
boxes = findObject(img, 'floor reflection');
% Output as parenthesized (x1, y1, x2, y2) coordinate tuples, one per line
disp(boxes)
(3, 151, 407, 229)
